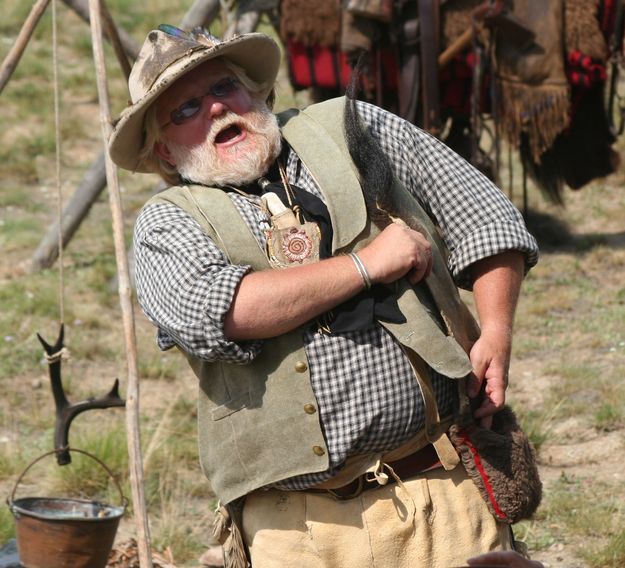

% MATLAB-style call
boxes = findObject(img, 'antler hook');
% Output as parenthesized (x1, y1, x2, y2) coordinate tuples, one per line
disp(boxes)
(37, 324, 126, 465)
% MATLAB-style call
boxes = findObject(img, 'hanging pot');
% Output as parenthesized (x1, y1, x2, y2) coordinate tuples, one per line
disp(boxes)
(7, 448, 127, 568)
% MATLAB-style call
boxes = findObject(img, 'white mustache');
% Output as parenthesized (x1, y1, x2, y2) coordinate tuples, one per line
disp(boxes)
(209, 113, 255, 144)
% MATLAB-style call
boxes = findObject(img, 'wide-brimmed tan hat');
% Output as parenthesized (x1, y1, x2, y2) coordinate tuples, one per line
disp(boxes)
(108, 25, 281, 173)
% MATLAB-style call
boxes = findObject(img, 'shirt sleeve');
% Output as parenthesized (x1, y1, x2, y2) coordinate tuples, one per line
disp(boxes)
(356, 101, 539, 289)
(133, 202, 263, 363)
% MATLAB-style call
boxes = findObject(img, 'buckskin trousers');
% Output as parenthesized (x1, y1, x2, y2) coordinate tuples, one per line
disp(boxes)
(242, 464, 513, 567)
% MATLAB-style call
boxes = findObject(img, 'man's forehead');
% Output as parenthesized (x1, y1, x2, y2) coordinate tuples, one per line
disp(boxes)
(158, 59, 230, 103)
(176, 58, 229, 87)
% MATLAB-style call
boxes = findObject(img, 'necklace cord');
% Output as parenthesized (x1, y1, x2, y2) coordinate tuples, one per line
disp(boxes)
(278, 159, 303, 223)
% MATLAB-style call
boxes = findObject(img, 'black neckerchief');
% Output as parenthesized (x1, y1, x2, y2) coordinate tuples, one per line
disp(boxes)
(226, 143, 406, 333)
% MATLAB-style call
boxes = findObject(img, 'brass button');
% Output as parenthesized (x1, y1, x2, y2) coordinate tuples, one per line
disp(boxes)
(304, 404, 316, 414)
(312, 446, 325, 456)
(294, 361, 308, 373)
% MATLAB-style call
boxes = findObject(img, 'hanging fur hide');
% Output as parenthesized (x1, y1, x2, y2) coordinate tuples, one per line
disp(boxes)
(565, 0, 608, 59)
(441, 0, 485, 48)
(521, 82, 620, 203)
(279, 0, 341, 47)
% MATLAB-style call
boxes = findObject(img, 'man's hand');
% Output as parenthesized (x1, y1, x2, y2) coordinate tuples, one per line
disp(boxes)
(467, 327, 511, 429)
(467, 550, 544, 567)
(358, 223, 433, 285)
(469, 251, 525, 429)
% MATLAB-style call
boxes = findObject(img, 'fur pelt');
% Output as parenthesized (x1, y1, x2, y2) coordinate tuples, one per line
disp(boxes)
(449, 405, 542, 524)
(280, 0, 341, 47)
(441, 0, 485, 47)
(565, 0, 608, 59)
(344, 60, 397, 229)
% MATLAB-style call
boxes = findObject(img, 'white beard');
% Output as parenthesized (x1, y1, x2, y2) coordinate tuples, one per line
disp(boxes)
(167, 101, 282, 187)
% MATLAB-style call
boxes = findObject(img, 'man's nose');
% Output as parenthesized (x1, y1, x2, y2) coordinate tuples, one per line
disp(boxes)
(205, 98, 228, 120)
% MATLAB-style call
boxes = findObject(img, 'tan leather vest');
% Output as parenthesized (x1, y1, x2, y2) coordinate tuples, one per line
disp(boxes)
(147, 97, 479, 504)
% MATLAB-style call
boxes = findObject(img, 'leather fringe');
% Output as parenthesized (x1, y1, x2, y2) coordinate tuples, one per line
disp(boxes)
(212, 502, 250, 568)
(497, 81, 570, 162)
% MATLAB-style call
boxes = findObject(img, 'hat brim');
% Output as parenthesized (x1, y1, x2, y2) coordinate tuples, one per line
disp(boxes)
(108, 33, 281, 173)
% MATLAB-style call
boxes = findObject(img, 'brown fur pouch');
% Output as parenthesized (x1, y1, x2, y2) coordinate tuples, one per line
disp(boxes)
(449, 405, 542, 524)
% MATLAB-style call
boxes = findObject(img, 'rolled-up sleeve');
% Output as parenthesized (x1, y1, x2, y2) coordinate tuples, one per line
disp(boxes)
(357, 101, 539, 289)
(134, 202, 263, 363)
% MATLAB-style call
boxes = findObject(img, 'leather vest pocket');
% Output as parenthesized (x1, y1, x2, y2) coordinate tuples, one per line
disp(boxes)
(211, 392, 252, 421)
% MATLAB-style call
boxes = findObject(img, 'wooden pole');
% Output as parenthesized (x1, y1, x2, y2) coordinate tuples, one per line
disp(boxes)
(63, 0, 140, 59)
(438, 26, 472, 68)
(30, 152, 106, 271)
(0, 0, 52, 95)
(29, 0, 223, 271)
(88, 1, 152, 566)
(99, 0, 132, 79)
(180, 0, 220, 31)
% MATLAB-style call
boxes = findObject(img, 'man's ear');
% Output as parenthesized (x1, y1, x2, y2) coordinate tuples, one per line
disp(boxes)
(155, 141, 176, 166)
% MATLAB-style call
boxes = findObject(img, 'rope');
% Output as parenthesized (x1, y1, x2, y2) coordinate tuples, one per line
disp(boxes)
(51, 0, 65, 323)
(44, 346, 70, 364)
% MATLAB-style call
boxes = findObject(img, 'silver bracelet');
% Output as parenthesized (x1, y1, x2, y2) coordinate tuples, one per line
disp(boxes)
(349, 252, 372, 290)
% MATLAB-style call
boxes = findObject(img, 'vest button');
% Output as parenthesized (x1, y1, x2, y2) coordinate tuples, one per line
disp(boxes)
(304, 404, 316, 414)
(312, 446, 325, 456)
(294, 361, 308, 373)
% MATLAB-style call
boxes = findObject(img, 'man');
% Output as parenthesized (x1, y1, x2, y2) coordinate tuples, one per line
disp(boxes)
(109, 25, 539, 568)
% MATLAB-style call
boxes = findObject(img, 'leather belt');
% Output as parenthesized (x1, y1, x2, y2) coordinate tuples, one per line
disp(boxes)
(307, 444, 442, 500)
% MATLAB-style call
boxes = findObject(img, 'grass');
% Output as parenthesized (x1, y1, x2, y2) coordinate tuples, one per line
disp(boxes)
(588, 529, 625, 568)
(0, 505, 14, 544)
(515, 402, 562, 454)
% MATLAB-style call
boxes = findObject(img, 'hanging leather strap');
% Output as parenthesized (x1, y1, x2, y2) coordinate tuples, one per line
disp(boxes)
(402, 345, 460, 470)
(397, 10, 420, 123)
(418, 0, 442, 133)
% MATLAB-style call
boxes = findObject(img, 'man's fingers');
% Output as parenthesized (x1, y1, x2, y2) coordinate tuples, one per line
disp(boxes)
(406, 247, 433, 284)
(406, 263, 428, 284)
(478, 414, 493, 429)
(467, 372, 484, 398)
(424, 250, 433, 278)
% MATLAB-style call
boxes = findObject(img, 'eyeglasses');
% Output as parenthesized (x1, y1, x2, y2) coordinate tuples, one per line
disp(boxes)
(162, 77, 240, 128)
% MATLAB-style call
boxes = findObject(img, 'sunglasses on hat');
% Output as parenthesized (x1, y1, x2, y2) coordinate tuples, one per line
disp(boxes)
(158, 23, 220, 45)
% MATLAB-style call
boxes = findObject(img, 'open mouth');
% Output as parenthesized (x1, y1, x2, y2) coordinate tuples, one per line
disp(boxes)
(214, 124, 243, 144)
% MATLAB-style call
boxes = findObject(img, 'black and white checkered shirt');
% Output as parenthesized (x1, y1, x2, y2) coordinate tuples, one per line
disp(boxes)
(134, 101, 539, 490)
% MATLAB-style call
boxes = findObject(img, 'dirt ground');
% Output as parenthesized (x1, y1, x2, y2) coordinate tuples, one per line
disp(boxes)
(509, 365, 625, 568)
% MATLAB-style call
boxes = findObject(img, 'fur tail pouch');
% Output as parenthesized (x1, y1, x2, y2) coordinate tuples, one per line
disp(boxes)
(449, 405, 542, 524)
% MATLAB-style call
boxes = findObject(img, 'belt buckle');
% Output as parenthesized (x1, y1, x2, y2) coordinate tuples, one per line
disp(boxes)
(327, 475, 365, 501)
